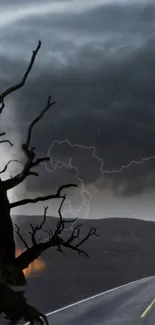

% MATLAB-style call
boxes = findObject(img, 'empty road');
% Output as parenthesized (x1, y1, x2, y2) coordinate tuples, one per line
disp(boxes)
(46, 276, 155, 324)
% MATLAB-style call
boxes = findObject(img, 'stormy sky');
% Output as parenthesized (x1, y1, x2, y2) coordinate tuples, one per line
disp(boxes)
(0, 0, 155, 220)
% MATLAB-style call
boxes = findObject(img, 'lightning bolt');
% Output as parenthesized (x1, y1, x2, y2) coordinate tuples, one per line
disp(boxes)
(42, 138, 155, 231)
(42, 139, 97, 230)
(103, 155, 155, 174)
(46, 156, 91, 230)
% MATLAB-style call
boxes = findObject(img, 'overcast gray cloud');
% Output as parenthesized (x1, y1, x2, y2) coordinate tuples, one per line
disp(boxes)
(1, 0, 155, 219)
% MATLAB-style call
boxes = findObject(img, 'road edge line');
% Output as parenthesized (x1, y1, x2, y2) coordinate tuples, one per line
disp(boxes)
(46, 275, 155, 317)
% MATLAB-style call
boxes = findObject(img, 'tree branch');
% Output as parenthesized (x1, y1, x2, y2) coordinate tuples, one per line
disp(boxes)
(0, 132, 6, 137)
(54, 195, 77, 236)
(0, 41, 56, 192)
(15, 224, 29, 249)
(28, 206, 48, 246)
(0, 139, 13, 147)
(0, 40, 41, 114)
(10, 183, 77, 209)
(0, 160, 21, 174)
(0, 132, 14, 148)
(25, 96, 56, 149)
(3, 96, 56, 190)
(15, 193, 99, 271)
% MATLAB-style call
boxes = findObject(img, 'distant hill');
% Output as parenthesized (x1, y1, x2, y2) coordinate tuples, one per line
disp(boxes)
(12, 215, 155, 314)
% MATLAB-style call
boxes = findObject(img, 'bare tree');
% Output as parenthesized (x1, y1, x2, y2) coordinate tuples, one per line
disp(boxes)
(0, 41, 99, 325)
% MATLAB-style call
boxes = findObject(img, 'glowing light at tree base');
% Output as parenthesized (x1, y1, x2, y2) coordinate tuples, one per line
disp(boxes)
(16, 249, 46, 278)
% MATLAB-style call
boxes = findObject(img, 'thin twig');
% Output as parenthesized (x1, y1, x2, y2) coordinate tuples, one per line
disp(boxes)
(0, 41, 41, 114)
(15, 224, 29, 249)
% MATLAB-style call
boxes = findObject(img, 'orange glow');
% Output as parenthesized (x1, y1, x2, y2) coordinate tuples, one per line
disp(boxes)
(16, 248, 46, 278)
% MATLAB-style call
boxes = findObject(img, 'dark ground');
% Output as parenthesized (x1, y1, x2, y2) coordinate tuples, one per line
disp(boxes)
(10, 216, 155, 315)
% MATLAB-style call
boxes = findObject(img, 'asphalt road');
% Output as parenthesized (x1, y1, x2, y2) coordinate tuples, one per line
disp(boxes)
(46, 276, 155, 325)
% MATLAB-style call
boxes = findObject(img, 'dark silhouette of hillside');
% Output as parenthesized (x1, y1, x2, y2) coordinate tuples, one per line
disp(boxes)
(14, 215, 155, 314)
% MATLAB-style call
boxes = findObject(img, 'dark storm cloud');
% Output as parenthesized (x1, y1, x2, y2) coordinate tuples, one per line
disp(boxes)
(0, 0, 155, 198)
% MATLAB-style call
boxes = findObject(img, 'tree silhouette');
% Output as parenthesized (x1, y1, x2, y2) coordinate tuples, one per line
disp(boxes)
(0, 41, 99, 325)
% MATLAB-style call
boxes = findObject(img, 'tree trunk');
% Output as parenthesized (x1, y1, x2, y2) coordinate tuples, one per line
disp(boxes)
(0, 179, 15, 265)
(0, 179, 26, 286)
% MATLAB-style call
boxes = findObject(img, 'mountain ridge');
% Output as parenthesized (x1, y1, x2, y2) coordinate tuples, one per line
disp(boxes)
(12, 215, 155, 313)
